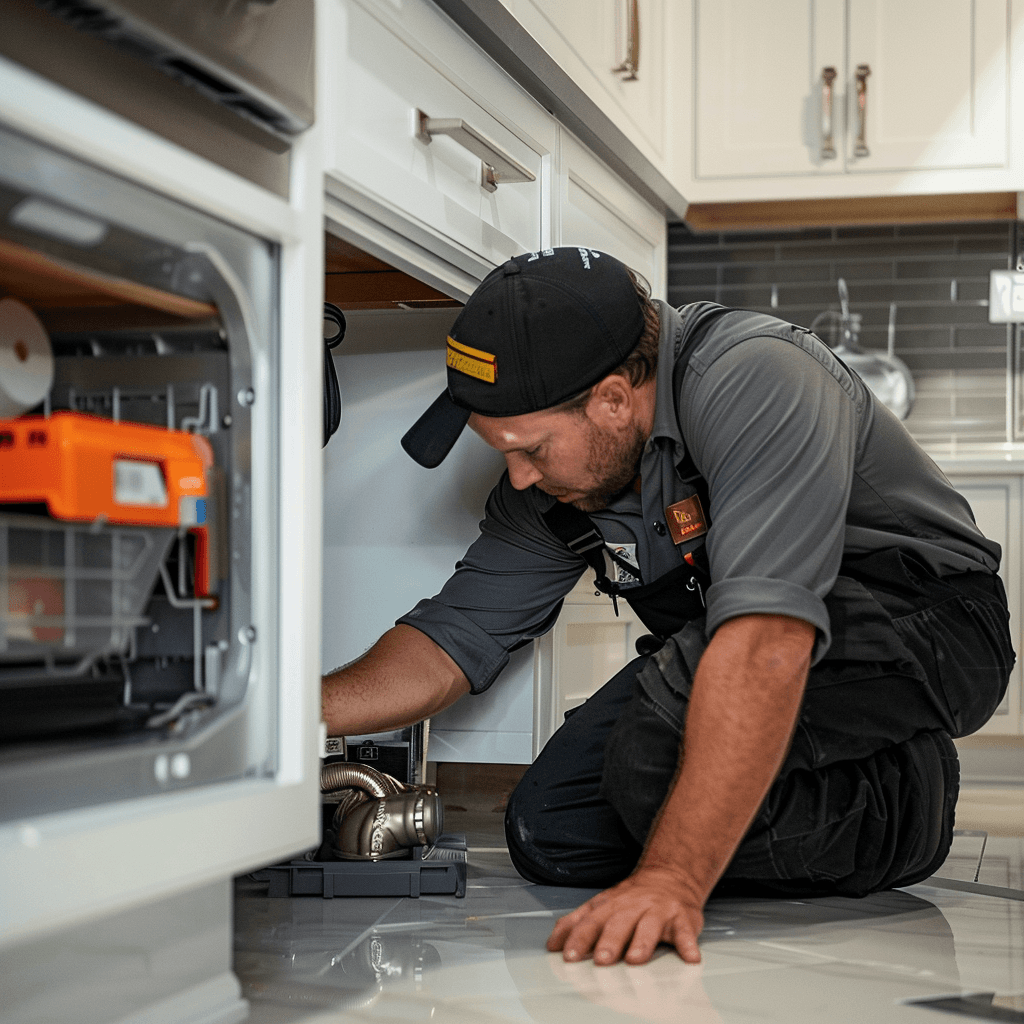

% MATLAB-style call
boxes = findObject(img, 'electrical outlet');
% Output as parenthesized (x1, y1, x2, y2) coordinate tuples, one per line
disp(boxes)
(989, 270, 1024, 323)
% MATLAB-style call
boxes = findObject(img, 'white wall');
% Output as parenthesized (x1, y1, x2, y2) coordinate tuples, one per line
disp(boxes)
(321, 309, 536, 762)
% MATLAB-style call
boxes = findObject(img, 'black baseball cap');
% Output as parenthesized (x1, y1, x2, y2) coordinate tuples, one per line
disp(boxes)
(401, 247, 644, 468)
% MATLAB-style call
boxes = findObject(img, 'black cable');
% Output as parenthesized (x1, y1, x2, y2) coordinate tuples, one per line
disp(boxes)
(323, 302, 346, 447)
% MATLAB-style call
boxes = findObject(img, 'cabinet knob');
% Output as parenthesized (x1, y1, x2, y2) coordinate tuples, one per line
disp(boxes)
(854, 64, 872, 158)
(820, 66, 837, 160)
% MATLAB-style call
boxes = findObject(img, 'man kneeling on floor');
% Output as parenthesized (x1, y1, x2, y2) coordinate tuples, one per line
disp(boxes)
(321, 246, 1014, 967)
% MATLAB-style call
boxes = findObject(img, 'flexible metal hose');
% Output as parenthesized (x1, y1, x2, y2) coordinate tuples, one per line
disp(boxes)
(320, 761, 406, 797)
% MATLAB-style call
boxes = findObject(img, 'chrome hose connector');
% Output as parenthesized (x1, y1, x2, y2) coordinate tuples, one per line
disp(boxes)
(331, 787, 443, 860)
(321, 762, 443, 860)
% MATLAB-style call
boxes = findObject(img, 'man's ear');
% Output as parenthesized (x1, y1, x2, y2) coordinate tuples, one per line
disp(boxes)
(586, 373, 633, 425)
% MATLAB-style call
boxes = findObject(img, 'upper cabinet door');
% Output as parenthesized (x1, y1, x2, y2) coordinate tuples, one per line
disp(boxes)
(499, 0, 669, 170)
(694, 0, 1011, 182)
(845, 0, 1009, 173)
(694, 0, 845, 179)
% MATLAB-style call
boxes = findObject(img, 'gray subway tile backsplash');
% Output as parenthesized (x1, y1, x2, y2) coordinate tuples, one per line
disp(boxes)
(955, 326, 1012, 349)
(899, 349, 1006, 372)
(899, 304, 991, 327)
(667, 221, 1024, 448)
(894, 256, 1003, 279)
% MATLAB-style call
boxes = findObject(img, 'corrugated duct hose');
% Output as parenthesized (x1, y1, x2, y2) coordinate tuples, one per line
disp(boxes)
(320, 762, 444, 861)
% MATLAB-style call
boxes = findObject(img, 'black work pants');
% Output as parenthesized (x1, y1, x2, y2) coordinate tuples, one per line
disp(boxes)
(505, 550, 1014, 896)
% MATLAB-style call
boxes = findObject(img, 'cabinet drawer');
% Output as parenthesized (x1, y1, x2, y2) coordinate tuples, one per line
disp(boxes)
(326, 0, 549, 271)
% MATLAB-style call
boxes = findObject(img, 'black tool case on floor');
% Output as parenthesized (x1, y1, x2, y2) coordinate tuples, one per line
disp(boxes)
(254, 833, 468, 898)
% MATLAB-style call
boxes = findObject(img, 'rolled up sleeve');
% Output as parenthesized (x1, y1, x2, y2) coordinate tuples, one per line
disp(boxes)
(397, 475, 585, 693)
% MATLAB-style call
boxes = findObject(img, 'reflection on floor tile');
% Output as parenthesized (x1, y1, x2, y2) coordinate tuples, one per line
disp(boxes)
(235, 831, 1024, 1024)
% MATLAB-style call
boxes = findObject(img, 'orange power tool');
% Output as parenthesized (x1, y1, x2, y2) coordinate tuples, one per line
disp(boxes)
(0, 411, 215, 595)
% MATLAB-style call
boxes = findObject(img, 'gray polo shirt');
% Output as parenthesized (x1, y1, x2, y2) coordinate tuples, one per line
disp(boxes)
(399, 301, 999, 693)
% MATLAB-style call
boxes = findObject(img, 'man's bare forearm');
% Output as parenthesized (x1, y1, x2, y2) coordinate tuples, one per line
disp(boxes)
(640, 614, 815, 897)
(321, 624, 471, 736)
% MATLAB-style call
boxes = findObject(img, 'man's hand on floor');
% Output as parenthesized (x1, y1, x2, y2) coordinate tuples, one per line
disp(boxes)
(545, 866, 704, 966)
(546, 615, 813, 969)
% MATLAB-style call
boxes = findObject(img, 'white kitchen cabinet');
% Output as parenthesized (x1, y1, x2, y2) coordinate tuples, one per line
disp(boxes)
(320, 0, 670, 766)
(323, 0, 557, 283)
(556, 129, 667, 298)
(682, 0, 1021, 202)
(495, 0, 677, 181)
(945, 473, 1023, 737)
(533, 578, 643, 754)
(423, 127, 666, 759)
(523, 131, 665, 753)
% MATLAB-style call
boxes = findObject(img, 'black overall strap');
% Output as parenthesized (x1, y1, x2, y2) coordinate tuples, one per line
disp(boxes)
(542, 501, 624, 614)
(541, 303, 732, 619)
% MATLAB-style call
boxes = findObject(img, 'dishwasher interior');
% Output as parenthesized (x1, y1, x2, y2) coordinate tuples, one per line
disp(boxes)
(0, 126, 278, 823)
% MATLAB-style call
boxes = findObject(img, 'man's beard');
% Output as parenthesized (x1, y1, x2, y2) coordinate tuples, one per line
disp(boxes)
(570, 420, 647, 513)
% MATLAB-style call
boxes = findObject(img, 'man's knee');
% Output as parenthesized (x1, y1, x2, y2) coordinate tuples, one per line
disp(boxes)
(502, 783, 567, 886)
(502, 780, 584, 886)
(502, 770, 640, 888)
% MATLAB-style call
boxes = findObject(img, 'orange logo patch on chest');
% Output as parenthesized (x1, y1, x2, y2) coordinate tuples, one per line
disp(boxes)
(665, 495, 707, 545)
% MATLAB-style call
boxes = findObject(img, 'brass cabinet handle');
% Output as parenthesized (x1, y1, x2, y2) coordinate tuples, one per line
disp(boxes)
(413, 109, 536, 193)
(854, 63, 871, 157)
(612, 0, 640, 81)
(821, 66, 837, 159)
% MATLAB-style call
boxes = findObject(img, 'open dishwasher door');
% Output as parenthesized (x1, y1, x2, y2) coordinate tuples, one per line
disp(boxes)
(0, 95, 322, 1024)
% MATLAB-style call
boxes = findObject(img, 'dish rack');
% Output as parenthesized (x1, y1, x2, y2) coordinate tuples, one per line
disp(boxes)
(0, 409, 217, 699)
(0, 512, 175, 677)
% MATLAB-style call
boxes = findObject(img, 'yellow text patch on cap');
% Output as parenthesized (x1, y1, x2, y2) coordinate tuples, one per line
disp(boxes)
(447, 336, 497, 384)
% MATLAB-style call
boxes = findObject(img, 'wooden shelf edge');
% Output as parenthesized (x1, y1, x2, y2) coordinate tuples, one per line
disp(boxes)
(0, 237, 217, 318)
(683, 192, 1021, 233)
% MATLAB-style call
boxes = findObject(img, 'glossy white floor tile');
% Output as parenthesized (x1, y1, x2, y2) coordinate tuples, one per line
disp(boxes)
(938, 833, 1024, 889)
(234, 836, 1024, 1024)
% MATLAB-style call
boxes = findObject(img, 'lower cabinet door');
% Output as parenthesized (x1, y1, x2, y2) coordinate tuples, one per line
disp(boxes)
(534, 578, 644, 754)
(947, 474, 1022, 736)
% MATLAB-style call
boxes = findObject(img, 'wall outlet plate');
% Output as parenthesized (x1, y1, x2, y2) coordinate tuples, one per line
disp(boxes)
(989, 269, 1024, 322)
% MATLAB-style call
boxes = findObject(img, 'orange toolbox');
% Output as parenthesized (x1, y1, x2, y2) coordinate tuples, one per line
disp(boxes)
(0, 411, 214, 594)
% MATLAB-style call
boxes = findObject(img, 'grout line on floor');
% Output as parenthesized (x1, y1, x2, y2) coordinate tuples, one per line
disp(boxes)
(920, 876, 1024, 902)
(464, 909, 556, 921)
